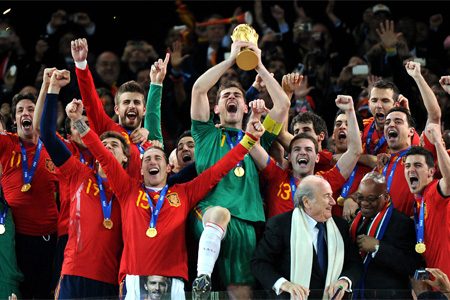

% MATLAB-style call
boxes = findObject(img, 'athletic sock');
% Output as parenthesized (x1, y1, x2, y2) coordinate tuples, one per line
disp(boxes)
(197, 222, 225, 277)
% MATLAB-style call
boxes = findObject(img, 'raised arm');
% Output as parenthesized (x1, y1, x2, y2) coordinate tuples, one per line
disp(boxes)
(426, 123, 450, 196)
(144, 53, 170, 146)
(33, 67, 56, 132)
(191, 40, 251, 121)
(405, 61, 441, 126)
(40, 70, 72, 167)
(248, 100, 271, 171)
(335, 95, 362, 179)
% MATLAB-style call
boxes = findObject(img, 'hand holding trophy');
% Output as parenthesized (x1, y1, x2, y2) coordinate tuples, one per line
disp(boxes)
(230, 24, 259, 71)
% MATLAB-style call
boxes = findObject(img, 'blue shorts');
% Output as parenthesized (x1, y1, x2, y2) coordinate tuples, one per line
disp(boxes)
(55, 274, 118, 300)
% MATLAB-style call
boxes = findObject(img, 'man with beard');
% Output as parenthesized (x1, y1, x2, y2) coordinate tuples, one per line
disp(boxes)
(142, 276, 171, 300)
(71, 38, 152, 179)
(190, 40, 290, 299)
(0, 92, 59, 299)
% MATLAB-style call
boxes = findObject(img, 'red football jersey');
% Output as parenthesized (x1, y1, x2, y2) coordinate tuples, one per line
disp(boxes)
(76, 65, 151, 180)
(417, 180, 450, 277)
(82, 129, 250, 283)
(261, 157, 346, 219)
(0, 132, 59, 235)
(58, 156, 122, 284)
(314, 149, 333, 173)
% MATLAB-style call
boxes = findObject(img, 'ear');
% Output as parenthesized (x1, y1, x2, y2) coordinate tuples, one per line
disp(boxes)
(166, 162, 172, 174)
(114, 105, 120, 116)
(213, 105, 220, 115)
(243, 104, 248, 114)
(359, 131, 363, 138)
(122, 155, 128, 165)
(318, 132, 325, 144)
(141, 167, 144, 176)
(428, 167, 436, 178)
(408, 127, 415, 138)
(315, 153, 320, 164)
(302, 196, 310, 209)
(142, 106, 147, 116)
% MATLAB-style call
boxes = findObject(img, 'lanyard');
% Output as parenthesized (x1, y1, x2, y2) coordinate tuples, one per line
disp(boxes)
(340, 165, 358, 198)
(0, 186, 7, 227)
(290, 175, 299, 206)
(96, 173, 113, 221)
(224, 129, 243, 168)
(143, 184, 168, 229)
(120, 125, 145, 154)
(366, 121, 386, 155)
(413, 195, 425, 244)
(79, 151, 94, 169)
(19, 139, 42, 186)
(382, 147, 410, 193)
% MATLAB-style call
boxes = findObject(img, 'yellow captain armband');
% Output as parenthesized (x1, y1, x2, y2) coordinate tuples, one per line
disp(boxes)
(262, 115, 282, 135)
(240, 133, 258, 151)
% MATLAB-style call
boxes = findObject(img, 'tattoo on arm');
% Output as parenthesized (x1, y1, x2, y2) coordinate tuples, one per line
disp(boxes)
(73, 119, 89, 134)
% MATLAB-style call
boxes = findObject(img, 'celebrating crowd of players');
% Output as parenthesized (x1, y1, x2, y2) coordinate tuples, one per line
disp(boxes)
(1, 4, 450, 300)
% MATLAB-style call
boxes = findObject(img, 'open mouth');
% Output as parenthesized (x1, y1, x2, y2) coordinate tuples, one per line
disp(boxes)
(22, 119, 32, 130)
(297, 158, 308, 166)
(126, 111, 137, 121)
(409, 176, 419, 189)
(149, 168, 159, 175)
(338, 132, 347, 142)
(227, 102, 237, 113)
(375, 113, 385, 124)
(182, 153, 192, 163)
(387, 130, 398, 139)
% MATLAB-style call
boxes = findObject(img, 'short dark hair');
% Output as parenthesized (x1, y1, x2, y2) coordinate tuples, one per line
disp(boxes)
(216, 81, 246, 105)
(176, 130, 192, 151)
(99, 131, 131, 169)
(289, 133, 319, 154)
(11, 93, 37, 118)
(371, 80, 400, 102)
(334, 109, 364, 132)
(386, 106, 416, 128)
(404, 146, 435, 169)
(290, 111, 328, 149)
(115, 80, 145, 106)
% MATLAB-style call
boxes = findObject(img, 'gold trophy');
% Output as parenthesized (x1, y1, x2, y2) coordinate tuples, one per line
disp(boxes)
(230, 24, 259, 71)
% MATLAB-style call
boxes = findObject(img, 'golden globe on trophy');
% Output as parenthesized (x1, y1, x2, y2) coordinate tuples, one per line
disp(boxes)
(230, 24, 259, 71)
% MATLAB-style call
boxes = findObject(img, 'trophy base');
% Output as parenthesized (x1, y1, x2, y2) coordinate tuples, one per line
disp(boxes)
(236, 49, 258, 71)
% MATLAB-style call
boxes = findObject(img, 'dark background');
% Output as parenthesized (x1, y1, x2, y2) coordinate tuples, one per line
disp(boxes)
(3, 1, 449, 58)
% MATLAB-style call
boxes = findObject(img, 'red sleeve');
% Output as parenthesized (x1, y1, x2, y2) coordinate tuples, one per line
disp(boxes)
(81, 130, 133, 204)
(76, 65, 116, 135)
(260, 157, 285, 181)
(316, 166, 347, 194)
(423, 133, 438, 166)
(57, 155, 84, 182)
(179, 142, 250, 210)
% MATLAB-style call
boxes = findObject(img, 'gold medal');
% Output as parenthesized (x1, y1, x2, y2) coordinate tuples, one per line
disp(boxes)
(103, 219, 113, 229)
(415, 242, 426, 254)
(0, 224, 5, 235)
(146, 227, 157, 238)
(337, 196, 345, 207)
(21, 183, 31, 192)
(234, 166, 245, 177)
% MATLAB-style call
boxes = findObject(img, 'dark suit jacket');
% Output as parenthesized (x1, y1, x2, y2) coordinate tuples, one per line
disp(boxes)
(250, 211, 363, 300)
(357, 209, 425, 299)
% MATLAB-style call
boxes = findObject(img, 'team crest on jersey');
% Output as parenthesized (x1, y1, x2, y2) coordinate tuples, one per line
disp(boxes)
(45, 158, 56, 173)
(167, 193, 181, 207)
(121, 131, 131, 144)
(423, 203, 428, 219)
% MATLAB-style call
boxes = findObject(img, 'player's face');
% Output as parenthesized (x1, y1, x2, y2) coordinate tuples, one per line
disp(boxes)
(384, 111, 414, 152)
(369, 88, 395, 131)
(142, 148, 171, 188)
(144, 276, 169, 300)
(306, 180, 335, 222)
(115, 92, 146, 130)
(404, 155, 435, 195)
(69, 116, 89, 148)
(15, 99, 35, 140)
(101, 137, 128, 167)
(354, 180, 387, 218)
(293, 122, 317, 139)
(332, 114, 348, 154)
(289, 138, 320, 178)
(176, 136, 195, 169)
(214, 87, 248, 127)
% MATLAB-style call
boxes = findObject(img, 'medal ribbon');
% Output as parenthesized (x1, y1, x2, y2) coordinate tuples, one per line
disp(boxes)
(340, 165, 358, 198)
(120, 125, 145, 154)
(96, 173, 113, 221)
(413, 195, 425, 245)
(0, 186, 7, 227)
(19, 139, 43, 187)
(79, 151, 94, 169)
(143, 184, 168, 229)
(382, 147, 410, 193)
(223, 129, 244, 168)
(365, 120, 386, 155)
(351, 199, 394, 300)
(289, 174, 299, 206)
